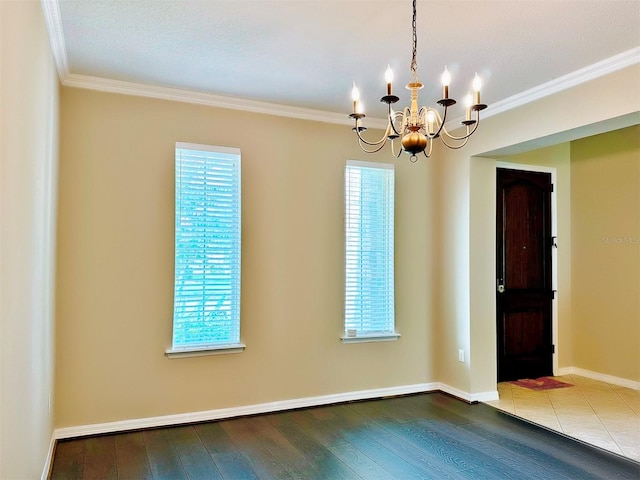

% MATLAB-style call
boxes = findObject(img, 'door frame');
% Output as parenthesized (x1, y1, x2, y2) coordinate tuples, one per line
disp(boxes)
(496, 162, 559, 375)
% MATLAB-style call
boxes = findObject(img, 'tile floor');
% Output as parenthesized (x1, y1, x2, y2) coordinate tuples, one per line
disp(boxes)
(484, 374, 640, 461)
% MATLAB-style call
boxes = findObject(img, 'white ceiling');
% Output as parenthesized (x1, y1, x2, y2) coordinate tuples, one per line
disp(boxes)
(49, 0, 640, 121)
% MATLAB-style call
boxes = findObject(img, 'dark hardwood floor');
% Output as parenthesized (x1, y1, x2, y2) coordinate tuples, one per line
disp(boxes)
(50, 392, 640, 479)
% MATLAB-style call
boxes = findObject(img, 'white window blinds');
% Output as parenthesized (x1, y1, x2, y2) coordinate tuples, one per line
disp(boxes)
(344, 160, 395, 336)
(172, 143, 241, 350)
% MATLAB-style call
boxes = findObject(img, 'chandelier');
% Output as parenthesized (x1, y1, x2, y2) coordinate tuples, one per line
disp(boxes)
(349, 0, 487, 162)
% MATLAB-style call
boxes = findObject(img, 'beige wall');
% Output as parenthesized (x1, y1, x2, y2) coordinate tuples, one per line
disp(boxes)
(0, 1, 59, 478)
(54, 62, 639, 427)
(55, 88, 434, 427)
(571, 126, 640, 381)
(57, 64, 640, 429)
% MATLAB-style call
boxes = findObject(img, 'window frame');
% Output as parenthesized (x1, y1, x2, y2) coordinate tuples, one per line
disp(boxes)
(166, 142, 245, 358)
(342, 160, 399, 344)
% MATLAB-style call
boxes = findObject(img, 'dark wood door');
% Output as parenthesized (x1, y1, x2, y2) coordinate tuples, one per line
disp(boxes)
(497, 168, 553, 382)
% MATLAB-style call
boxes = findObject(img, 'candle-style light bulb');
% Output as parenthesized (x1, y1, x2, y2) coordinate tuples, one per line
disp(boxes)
(352, 82, 360, 102)
(472, 73, 482, 104)
(465, 92, 473, 107)
(385, 65, 393, 95)
(427, 110, 436, 134)
(356, 100, 364, 115)
(465, 92, 473, 120)
(352, 82, 360, 114)
(441, 66, 451, 99)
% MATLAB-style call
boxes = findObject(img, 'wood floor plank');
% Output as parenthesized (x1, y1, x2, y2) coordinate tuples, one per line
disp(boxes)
(343, 399, 385, 419)
(48, 393, 640, 480)
(114, 431, 153, 479)
(339, 430, 431, 479)
(432, 421, 489, 448)
(241, 416, 315, 478)
(82, 435, 117, 480)
(421, 418, 535, 476)
(329, 403, 395, 440)
(143, 428, 188, 480)
(399, 394, 477, 426)
(264, 410, 299, 427)
(308, 405, 339, 421)
(464, 434, 576, 480)
(356, 396, 428, 424)
(327, 443, 395, 480)
(364, 423, 472, 479)
(386, 410, 547, 480)
(428, 405, 639, 480)
(276, 422, 362, 480)
(50, 439, 85, 480)
(195, 421, 237, 454)
(459, 415, 640, 480)
(210, 452, 260, 480)
(403, 421, 529, 480)
(220, 417, 296, 480)
(377, 420, 472, 474)
(461, 419, 585, 472)
(166, 425, 223, 480)
(289, 410, 349, 448)
(195, 416, 260, 479)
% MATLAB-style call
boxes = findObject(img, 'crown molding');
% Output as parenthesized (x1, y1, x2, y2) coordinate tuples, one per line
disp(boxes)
(40, 0, 69, 81)
(483, 46, 640, 119)
(444, 46, 640, 130)
(62, 73, 389, 128)
(41, 0, 638, 129)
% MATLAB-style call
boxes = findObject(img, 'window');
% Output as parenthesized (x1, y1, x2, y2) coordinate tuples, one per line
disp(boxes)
(167, 143, 243, 357)
(344, 160, 398, 342)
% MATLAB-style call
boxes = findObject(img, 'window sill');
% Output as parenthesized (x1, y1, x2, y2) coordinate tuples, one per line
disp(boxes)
(340, 333, 400, 344)
(165, 343, 246, 359)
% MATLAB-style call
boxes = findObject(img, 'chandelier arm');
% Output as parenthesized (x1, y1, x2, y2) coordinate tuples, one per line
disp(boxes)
(439, 135, 470, 150)
(357, 136, 389, 153)
(432, 105, 449, 138)
(388, 109, 403, 137)
(440, 118, 480, 141)
(422, 106, 448, 140)
(353, 122, 390, 147)
(390, 138, 403, 158)
(402, 107, 411, 131)
(422, 138, 434, 158)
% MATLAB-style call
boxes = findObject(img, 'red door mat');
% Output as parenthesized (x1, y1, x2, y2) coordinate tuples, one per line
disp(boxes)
(510, 377, 574, 391)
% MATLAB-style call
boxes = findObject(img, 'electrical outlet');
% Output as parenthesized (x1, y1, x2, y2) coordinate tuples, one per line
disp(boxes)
(458, 349, 465, 363)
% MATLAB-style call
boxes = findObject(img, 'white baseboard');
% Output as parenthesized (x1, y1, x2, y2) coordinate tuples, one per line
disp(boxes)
(437, 383, 499, 403)
(470, 390, 500, 402)
(53, 382, 501, 440)
(54, 382, 441, 439)
(41, 434, 56, 480)
(556, 366, 573, 376)
(564, 367, 640, 390)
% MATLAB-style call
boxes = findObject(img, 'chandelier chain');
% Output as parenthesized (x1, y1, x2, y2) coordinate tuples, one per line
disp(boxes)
(411, 0, 417, 75)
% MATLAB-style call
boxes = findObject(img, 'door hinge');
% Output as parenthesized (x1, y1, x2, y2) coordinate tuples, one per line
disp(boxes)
(551, 236, 558, 248)
(550, 184, 554, 193)
(552, 290, 557, 299)
(551, 344, 555, 354)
